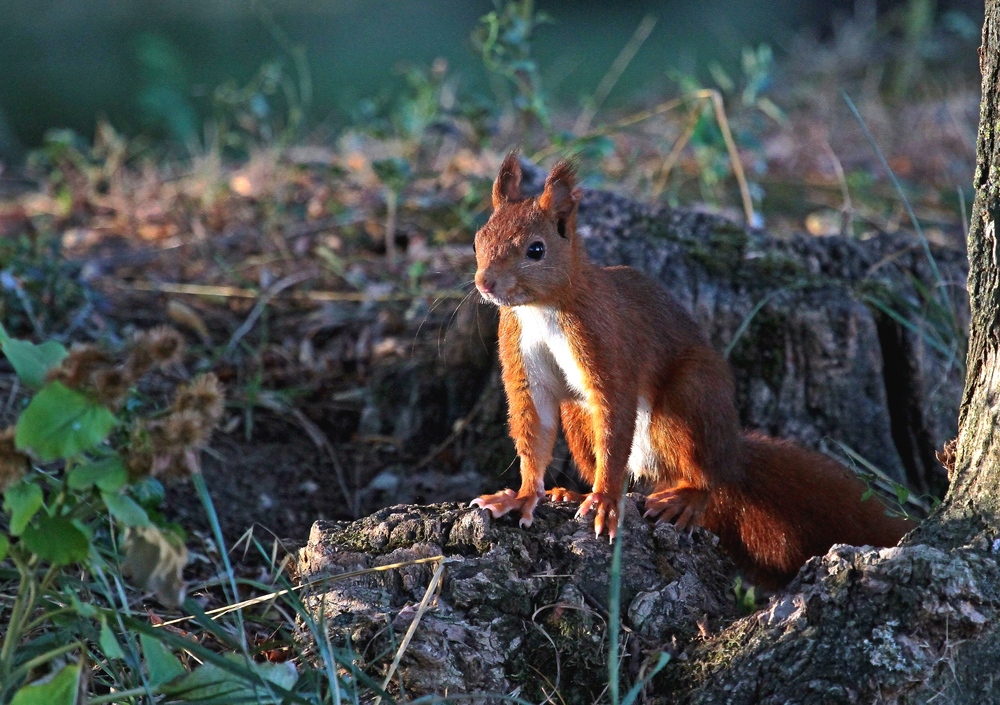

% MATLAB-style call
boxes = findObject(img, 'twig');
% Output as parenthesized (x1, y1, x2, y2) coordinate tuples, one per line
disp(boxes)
(384, 190, 399, 266)
(534, 88, 756, 225)
(820, 136, 854, 236)
(156, 555, 446, 628)
(375, 558, 446, 705)
(224, 270, 316, 356)
(650, 104, 702, 199)
(118, 280, 468, 302)
(573, 15, 657, 135)
(704, 88, 755, 226)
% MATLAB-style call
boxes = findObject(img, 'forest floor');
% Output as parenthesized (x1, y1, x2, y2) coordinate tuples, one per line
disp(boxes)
(0, 19, 981, 551)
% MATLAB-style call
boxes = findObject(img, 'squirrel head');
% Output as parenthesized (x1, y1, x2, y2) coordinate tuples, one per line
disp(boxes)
(474, 152, 582, 307)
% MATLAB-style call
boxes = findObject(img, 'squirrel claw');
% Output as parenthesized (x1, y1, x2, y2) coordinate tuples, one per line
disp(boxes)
(577, 491, 620, 539)
(644, 486, 709, 531)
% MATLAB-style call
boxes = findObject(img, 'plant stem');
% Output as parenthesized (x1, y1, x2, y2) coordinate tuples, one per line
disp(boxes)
(88, 686, 152, 704)
(0, 555, 33, 680)
(192, 472, 248, 651)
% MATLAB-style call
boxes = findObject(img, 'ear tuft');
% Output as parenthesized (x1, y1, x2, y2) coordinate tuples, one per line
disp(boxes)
(539, 159, 580, 221)
(492, 151, 523, 208)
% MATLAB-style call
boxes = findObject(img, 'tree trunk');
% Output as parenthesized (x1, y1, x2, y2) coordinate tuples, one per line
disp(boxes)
(933, 0, 1000, 543)
(688, 5, 1000, 701)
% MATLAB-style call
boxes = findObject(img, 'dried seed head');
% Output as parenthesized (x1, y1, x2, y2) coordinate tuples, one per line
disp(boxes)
(127, 326, 185, 378)
(163, 410, 210, 449)
(144, 327, 185, 367)
(125, 424, 154, 482)
(173, 373, 225, 426)
(92, 365, 131, 408)
(49, 344, 114, 390)
(125, 343, 155, 381)
(144, 419, 175, 455)
(0, 427, 28, 492)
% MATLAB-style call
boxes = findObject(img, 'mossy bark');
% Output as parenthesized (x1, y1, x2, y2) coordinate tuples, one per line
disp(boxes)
(927, 0, 1000, 545)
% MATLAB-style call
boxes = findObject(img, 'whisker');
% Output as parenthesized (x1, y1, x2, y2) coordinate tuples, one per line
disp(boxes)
(439, 285, 478, 358)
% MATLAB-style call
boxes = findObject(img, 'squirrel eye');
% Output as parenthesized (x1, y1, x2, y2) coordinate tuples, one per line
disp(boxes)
(526, 241, 545, 261)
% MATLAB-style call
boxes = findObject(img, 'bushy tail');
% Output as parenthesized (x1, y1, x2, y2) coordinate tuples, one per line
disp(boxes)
(700, 433, 913, 588)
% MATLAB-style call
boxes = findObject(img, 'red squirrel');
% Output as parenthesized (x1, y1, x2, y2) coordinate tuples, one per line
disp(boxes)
(470, 152, 912, 588)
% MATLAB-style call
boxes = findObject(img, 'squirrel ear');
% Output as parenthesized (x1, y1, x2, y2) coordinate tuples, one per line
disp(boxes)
(492, 151, 522, 207)
(539, 159, 580, 225)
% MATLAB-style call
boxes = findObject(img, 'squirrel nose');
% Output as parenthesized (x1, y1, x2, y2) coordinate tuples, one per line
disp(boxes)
(476, 274, 495, 295)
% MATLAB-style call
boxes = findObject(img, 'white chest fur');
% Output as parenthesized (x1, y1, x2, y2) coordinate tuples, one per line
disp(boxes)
(513, 305, 589, 428)
(513, 305, 657, 480)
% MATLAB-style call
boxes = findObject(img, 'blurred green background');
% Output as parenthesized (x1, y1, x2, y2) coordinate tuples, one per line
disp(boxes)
(0, 0, 983, 159)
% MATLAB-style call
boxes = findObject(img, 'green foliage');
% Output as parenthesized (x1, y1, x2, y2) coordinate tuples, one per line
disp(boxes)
(9, 663, 80, 705)
(136, 33, 198, 144)
(4, 479, 43, 535)
(0, 233, 95, 340)
(66, 457, 127, 493)
(0, 326, 225, 703)
(140, 632, 185, 687)
(0, 323, 67, 389)
(662, 45, 781, 212)
(732, 577, 759, 615)
(159, 655, 298, 702)
(15, 382, 118, 461)
(21, 512, 91, 566)
(472, 0, 553, 132)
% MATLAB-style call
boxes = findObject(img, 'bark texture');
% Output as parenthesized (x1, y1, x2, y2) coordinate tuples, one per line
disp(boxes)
(932, 0, 1000, 542)
(298, 499, 739, 703)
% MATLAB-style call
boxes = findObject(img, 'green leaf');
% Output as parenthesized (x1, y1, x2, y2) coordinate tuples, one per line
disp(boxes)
(21, 513, 90, 566)
(99, 618, 125, 660)
(67, 456, 127, 492)
(140, 632, 185, 687)
(160, 656, 297, 702)
(0, 324, 68, 389)
(10, 663, 80, 705)
(102, 492, 151, 527)
(15, 382, 117, 461)
(0, 533, 9, 562)
(3, 479, 44, 536)
(69, 594, 97, 618)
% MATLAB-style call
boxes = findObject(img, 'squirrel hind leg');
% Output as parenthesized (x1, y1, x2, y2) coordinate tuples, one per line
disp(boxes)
(644, 484, 710, 532)
(560, 401, 597, 486)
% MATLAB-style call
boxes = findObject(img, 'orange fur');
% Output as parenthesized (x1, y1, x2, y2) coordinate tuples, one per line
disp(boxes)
(470, 153, 912, 586)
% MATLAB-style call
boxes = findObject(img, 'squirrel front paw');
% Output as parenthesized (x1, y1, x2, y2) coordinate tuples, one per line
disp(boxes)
(471, 489, 541, 528)
(575, 491, 621, 541)
(643, 486, 709, 531)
